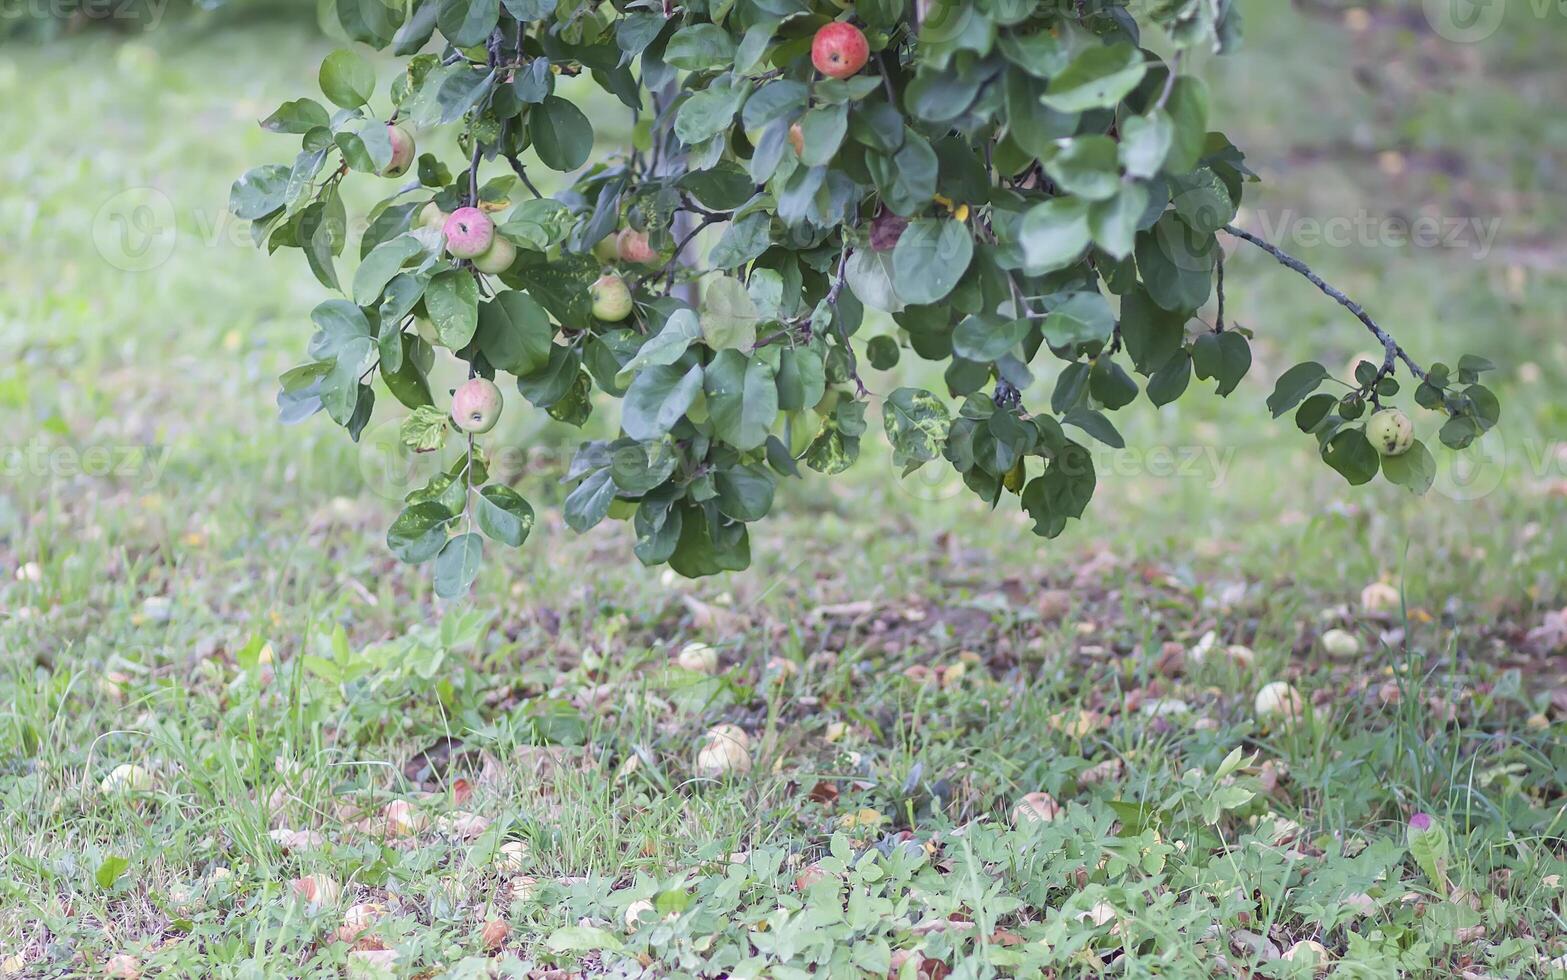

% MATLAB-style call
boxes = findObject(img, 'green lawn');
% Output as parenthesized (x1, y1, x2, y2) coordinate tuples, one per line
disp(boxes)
(3, 5, 1567, 977)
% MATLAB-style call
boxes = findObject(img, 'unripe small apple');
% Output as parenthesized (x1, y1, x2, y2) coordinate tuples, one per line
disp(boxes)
(419, 202, 448, 231)
(616, 227, 658, 265)
(472, 235, 517, 275)
(382, 123, 416, 178)
(1366, 408, 1414, 456)
(443, 207, 495, 260)
(592, 235, 620, 263)
(811, 22, 869, 79)
(590, 273, 634, 322)
(452, 378, 503, 434)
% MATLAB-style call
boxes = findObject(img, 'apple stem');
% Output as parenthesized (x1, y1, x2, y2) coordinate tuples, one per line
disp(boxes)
(1221, 223, 1427, 384)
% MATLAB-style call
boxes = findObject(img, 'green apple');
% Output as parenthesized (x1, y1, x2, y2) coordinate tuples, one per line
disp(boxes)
(590, 273, 633, 322)
(1366, 408, 1414, 456)
(592, 235, 620, 264)
(472, 235, 517, 275)
(418, 202, 447, 231)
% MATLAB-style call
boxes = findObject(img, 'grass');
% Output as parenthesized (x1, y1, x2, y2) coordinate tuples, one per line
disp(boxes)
(3, 4, 1567, 977)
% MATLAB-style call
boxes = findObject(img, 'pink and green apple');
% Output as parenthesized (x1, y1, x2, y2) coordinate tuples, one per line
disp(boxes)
(443, 207, 495, 260)
(451, 377, 503, 434)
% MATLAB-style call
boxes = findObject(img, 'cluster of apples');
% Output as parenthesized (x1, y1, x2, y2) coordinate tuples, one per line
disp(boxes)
(414, 17, 873, 442)
(413, 202, 519, 275)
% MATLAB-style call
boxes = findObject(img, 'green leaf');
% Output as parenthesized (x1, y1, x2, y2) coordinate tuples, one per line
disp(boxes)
(1322, 428, 1380, 486)
(546, 925, 625, 954)
(1169, 167, 1236, 237)
(1295, 392, 1337, 433)
(1119, 110, 1173, 178)
(1018, 196, 1090, 274)
(476, 290, 552, 374)
(1267, 361, 1329, 418)
(424, 269, 481, 350)
(353, 235, 424, 307)
(1044, 136, 1121, 201)
(1135, 213, 1215, 312)
(95, 855, 130, 891)
(663, 24, 736, 71)
(433, 532, 484, 598)
(953, 315, 1030, 363)
(707, 212, 772, 270)
(262, 98, 331, 134)
(1088, 182, 1149, 260)
(705, 350, 777, 452)
(400, 405, 449, 452)
(1192, 330, 1251, 396)
(476, 485, 535, 546)
(230, 164, 292, 220)
(1117, 287, 1185, 374)
(1040, 43, 1147, 112)
(700, 276, 761, 350)
(1382, 440, 1436, 494)
(675, 79, 751, 146)
(617, 310, 703, 386)
(891, 219, 974, 306)
(1163, 76, 1211, 174)
(1041, 292, 1115, 350)
(867, 131, 938, 217)
(388, 501, 452, 563)
(714, 464, 775, 522)
(1090, 357, 1139, 410)
(319, 49, 375, 109)
(798, 103, 849, 167)
(1145, 350, 1192, 407)
(883, 388, 952, 473)
(564, 469, 617, 533)
(437, 0, 499, 47)
(622, 363, 704, 442)
(1063, 408, 1123, 449)
(530, 96, 593, 172)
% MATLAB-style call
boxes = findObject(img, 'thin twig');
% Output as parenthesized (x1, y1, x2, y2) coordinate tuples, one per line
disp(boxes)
(1154, 51, 1184, 111)
(825, 242, 865, 397)
(1215, 248, 1225, 333)
(503, 150, 544, 199)
(1221, 223, 1426, 382)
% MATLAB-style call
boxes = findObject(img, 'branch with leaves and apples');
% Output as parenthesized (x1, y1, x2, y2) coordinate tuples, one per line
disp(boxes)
(231, 0, 1500, 595)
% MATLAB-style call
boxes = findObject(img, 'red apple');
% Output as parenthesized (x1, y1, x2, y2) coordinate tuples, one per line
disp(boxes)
(811, 23, 869, 80)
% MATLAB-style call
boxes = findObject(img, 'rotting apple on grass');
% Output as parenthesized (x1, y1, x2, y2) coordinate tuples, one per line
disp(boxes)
(452, 378, 503, 434)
